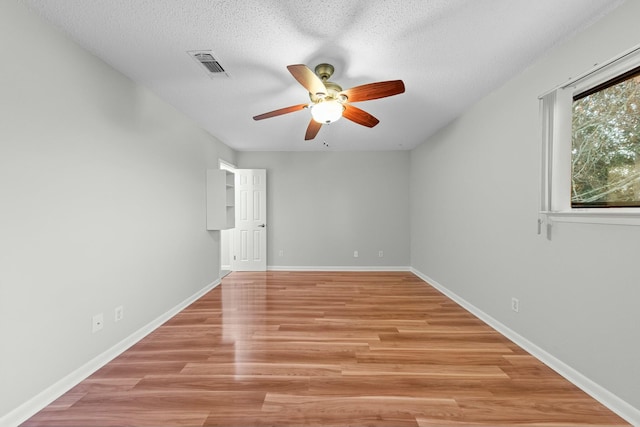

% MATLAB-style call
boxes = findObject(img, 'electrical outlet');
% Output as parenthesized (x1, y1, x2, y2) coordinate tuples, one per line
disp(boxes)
(92, 313, 104, 333)
(379, 250, 384, 258)
(511, 297, 519, 313)
(354, 250, 359, 258)
(114, 305, 124, 322)
(278, 250, 284, 257)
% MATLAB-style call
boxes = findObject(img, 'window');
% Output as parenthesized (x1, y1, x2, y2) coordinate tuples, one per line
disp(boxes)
(540, 44, 640, 226)
(571, 66, 640, 207)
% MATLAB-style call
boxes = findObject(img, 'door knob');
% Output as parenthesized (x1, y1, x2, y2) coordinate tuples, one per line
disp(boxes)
(258, 224, 266, 228)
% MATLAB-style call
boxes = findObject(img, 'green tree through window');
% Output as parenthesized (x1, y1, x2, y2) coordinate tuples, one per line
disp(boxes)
(572, 69, 640, 207)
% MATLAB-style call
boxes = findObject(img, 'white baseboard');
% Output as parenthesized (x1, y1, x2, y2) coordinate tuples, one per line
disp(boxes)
(410, 268, 640, 426)
(267, 265, 411, 272)
(1, 279, 221, 427)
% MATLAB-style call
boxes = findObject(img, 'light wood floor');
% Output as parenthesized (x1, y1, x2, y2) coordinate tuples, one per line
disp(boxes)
(23, 271, 628, 426)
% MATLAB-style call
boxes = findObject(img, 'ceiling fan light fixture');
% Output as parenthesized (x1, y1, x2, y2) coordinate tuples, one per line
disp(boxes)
(310, 99, 344, 124)
(253, 63, 405, 140)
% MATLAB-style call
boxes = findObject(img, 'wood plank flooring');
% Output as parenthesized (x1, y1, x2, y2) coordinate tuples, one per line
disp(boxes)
(22, 271, 628, 426)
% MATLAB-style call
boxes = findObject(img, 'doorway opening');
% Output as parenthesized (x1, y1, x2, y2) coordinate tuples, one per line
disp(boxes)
(219, 159, 236, 278)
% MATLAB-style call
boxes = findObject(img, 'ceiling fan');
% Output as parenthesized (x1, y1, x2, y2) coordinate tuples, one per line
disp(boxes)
(253, 63, 405, 140)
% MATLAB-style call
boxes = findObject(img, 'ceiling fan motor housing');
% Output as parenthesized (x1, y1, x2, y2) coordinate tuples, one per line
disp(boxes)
(309, 80, 343, 103)
(308, 64, 343, 102)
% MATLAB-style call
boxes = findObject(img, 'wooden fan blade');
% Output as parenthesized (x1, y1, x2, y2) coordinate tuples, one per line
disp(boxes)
(287, 64, 327, 97)
(305, 119, 322, 140)
(339, 80, 405, 103)
(253, 103, 307, 120)
(342, 104, 380, 128)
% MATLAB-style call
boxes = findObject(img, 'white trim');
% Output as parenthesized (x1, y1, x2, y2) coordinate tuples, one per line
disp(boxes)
(1, 280, 221, 427)
(267, 265, 411, 272)
(542, 210, 640, 226)
(410, 267, 640, 426)
(218, 158, 236, 171)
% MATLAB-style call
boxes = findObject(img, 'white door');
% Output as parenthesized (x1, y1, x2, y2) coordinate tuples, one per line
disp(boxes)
(232, 169, 267, 271)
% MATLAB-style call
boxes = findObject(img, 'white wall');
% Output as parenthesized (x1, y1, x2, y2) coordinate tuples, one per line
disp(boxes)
(237, 151, 410, 268)
(410, 0, 640, 415)
(0, 1, 235, 418)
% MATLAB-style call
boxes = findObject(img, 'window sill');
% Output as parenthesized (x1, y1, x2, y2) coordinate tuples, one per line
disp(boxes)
(541, 210, 640, 226)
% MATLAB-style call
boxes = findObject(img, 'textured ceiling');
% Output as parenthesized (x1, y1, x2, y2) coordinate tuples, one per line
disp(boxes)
(24, 0, 623, 151)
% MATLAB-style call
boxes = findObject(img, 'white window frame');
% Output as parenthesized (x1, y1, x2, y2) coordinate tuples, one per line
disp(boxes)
(539, 44, 640, 228)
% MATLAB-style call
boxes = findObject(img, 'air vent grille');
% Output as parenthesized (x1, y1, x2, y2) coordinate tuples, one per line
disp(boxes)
(188, 51, 230, 78)
(195, 53, 225, 73)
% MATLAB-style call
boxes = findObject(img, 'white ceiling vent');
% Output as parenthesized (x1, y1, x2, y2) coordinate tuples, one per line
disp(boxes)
(188, 50, 230, 78)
